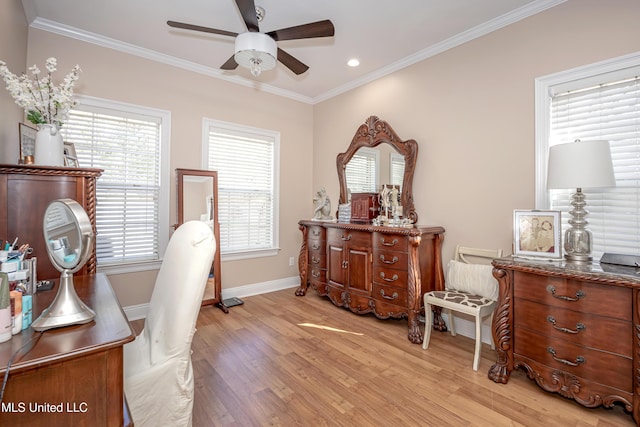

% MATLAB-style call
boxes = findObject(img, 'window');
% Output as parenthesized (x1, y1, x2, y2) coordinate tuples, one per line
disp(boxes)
(535, 52, 640, 260)
(62, 95, 171, 272)
(345, 147, 378, 193)
(203, 119, 279, 259)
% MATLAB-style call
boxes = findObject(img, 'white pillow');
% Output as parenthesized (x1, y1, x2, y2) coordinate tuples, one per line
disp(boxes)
(445, 260, 498, 300)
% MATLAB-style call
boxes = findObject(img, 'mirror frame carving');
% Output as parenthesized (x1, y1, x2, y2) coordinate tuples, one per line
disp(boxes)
(337, 116, 419, 223)
(176, 168, 227, 312)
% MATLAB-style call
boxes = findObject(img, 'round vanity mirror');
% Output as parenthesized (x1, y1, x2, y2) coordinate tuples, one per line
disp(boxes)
(31, 199, 96, 331)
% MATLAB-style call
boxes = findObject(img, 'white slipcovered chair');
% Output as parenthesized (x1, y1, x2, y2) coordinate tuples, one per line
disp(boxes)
(124, 220, 216, 427)
(422, 245, 503, 371)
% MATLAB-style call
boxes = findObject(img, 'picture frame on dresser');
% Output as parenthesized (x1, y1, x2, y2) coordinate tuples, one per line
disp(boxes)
(18, 122, 37, 162)
(513, 209, 562, 259)
(63, 142, 79, 167)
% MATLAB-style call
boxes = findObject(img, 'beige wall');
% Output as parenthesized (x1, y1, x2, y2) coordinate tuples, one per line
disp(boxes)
(23, 28, 313, 306)
(2, 0, 640, 307)
(0, 0, 28, 162)
(313, 0, 640, 262)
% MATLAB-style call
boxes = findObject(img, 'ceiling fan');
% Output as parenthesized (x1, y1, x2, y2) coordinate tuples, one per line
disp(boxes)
(167, 0, 335, 77)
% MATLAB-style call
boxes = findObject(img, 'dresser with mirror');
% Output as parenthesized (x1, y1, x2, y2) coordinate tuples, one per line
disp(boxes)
(297, 116, 445, 343)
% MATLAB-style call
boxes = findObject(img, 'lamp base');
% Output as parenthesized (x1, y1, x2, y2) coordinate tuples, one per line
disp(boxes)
(31, 272, 95, 331)
(564, 253, 592, 263)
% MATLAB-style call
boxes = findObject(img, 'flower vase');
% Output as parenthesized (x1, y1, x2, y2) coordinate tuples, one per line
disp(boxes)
(35, 124, 65, 166)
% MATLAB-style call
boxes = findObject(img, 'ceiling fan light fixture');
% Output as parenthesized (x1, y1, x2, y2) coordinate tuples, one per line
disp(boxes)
(234, 32, 277, 77)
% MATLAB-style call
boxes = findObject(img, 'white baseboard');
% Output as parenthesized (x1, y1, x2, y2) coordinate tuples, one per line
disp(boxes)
(123, 275, 300, 321)
(440, 312, 494, 345)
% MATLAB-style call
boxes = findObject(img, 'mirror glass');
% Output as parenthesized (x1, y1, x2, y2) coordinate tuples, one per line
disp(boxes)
(44, 199, 93, 272)
(345, 145, 405, 194)
(183, 176, 215, 225)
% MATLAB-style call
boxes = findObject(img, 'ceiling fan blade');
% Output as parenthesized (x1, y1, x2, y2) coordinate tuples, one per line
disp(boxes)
(167, 21, 237, 38)
(277, 48, 309, 75)
(235, 0, 259, 32)
(220, 55, 238, 70)
(267, 20, 335, 41)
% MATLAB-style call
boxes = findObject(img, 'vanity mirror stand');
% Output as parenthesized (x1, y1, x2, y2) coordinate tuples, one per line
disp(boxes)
(297, 116, 447, 343)
(176, 168, 227, 313)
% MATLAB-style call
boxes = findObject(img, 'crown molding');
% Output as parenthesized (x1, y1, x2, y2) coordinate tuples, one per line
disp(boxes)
(312, 0, 567, 103)
(29, 17, 314, 104)
(29, 0, 565, 105)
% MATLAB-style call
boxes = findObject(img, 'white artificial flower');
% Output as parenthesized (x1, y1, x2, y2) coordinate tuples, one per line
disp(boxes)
(0, 57, 81, 128)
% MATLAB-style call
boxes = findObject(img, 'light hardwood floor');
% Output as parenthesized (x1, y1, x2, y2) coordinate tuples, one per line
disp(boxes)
(134, 288, 634, 426)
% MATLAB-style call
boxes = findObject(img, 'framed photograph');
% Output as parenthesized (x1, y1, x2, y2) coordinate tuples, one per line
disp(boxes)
(513, 210, 562, 259)
(63, 142, 79, 167)
(19, 123, 37, 162)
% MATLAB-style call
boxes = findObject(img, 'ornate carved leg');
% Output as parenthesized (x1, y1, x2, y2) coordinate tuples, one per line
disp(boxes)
(488, 267, 514, 383)
(431, 232, 447, 332)
(406, 234, 424, 343)
(295, 224, 309, 296)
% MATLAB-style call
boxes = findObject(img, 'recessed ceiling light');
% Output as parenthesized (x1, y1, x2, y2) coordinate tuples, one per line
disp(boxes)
(347, 58, 360, 67)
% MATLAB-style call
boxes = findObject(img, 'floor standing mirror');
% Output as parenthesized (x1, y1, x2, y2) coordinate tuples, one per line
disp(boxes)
(176, 168, 228, 312)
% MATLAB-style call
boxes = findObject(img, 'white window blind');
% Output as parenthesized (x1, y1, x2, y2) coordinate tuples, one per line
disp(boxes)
(204, 119, 279, 257)
(346, 147, 378, 193)
(547, 71, 640, 259)
(390, 152, 405, 189)
(62, 99, 169, 268)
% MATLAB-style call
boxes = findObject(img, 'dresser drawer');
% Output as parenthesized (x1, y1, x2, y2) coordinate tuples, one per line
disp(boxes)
(373, 250, 408, 269)
(309, 266, 326, 283)
(515, 298, 631, 357)
(309, 251, 326, 268)
(513, 272, 632, 321)
(327, 228, 370, 247)
(373, 265, 408, 288)
(515, 327, 632, 393)
(372, 232, 408, 251)
(307, 225, 325, 240)
(373, 283, 407, 306)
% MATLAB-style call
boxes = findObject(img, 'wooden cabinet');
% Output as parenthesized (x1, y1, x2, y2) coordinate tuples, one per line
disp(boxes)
(297, 220, 445, 343)
(489, 258, 640, 425)
(0, 164, 102, 280)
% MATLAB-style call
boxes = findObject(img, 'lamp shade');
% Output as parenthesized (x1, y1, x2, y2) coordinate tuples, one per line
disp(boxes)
(547, 140, 616, 190)
(234, 32, 277, 76)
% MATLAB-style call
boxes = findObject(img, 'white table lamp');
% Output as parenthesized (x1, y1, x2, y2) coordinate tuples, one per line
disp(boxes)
(547, 139, 615, 262)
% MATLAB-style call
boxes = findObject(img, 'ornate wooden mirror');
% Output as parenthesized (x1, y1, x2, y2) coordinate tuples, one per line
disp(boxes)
(337, 116, 419, 223)
(176, 168, 227, 312)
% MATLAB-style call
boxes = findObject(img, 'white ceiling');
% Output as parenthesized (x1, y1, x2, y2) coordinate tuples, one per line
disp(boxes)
(21, 0, 563, 103)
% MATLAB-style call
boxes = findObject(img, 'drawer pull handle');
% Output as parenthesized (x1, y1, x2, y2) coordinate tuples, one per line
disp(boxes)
(380, 238, 399, 247)
(380, 289, 399, 300)
(311, 270, 320, 278)
(341, 234, 352, 241)
(546, 285, 585, 302)
(342, 260, 348, 269)
(380, 272, 399, 282)
(311, 243, 320, 250)
(546, 316, 586, 334)
(312, 229, 320, 236)
(547, 347, 585, 367)
(380, 255, 399, 264)
(311, 256, 321, 264)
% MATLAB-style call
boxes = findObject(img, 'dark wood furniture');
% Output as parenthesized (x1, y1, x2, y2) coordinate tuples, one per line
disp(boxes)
(0, 273, 135, 426)
(350, 192, 379, 223)
(176, 168, 226, 312)
(297, 221, 445, 343)
(297, 116, 446, 343)
(489, 257, 640, 425)
(0, 164, 102, 281)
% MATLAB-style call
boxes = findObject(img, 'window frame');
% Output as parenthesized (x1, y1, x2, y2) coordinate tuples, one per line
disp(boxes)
(202, 118, 280, 261)
(65, 94, 171, 274)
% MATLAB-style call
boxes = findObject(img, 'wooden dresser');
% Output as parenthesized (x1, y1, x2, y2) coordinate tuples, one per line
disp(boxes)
(489, 257, 640, 425)
(297, 220, 445, 343)
(0, 164, 102, 280)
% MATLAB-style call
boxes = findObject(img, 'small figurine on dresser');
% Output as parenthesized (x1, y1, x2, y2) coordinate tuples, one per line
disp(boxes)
(312, 187, 333, 221)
